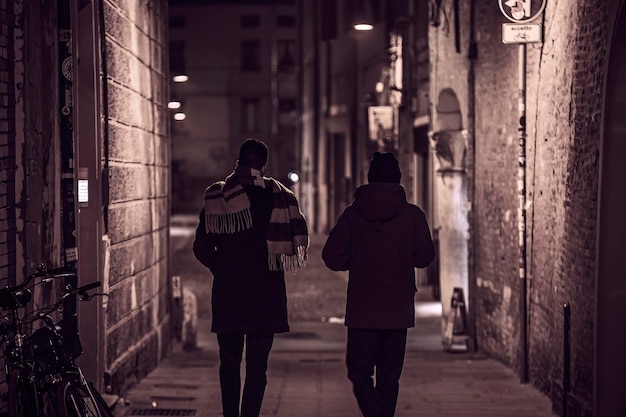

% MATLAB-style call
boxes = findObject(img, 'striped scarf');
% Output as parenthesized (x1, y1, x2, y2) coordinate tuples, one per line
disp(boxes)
(204, 167, 308, 271)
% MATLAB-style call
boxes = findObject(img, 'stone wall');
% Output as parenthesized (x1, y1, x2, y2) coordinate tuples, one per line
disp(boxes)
(102, 0, 171, 394)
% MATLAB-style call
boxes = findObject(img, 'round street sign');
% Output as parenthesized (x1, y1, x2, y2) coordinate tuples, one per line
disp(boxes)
(498, 0, 547, 23)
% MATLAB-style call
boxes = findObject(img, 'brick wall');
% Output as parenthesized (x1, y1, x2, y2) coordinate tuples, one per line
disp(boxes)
(469, 0, 620, 413)
(20, 1, 60, 272)
(102, 0, 171, 394)
(471, 0, 523, 368)
(0, 0, 16, 283)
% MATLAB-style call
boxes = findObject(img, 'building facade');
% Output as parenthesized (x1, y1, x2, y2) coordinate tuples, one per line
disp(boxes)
(298, 0, 431, 237)
(0, 0, 171, 396)
(298, 0, 626, 415)
(168, 0, 298, 214)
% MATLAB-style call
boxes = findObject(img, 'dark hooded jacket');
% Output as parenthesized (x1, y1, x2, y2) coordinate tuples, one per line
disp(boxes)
(322, 183, 435, 329)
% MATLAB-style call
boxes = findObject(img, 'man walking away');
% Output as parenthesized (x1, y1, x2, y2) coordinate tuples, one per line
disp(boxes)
(322, 151, 435, 417)
(193, 138, 308, 417)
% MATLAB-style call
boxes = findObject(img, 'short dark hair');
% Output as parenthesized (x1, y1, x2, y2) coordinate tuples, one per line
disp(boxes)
(238, 138, 269, 169)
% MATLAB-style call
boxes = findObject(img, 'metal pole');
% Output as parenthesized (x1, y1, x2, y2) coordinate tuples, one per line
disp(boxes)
(518, 43, 528, 384)
(563, 303, 571, 416)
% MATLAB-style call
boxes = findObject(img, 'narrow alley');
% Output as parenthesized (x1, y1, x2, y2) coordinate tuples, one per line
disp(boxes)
(110, 217, 554, 417)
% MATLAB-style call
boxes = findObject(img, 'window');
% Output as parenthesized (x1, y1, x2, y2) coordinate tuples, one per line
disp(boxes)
(277, 15, 295, 27)
(241, 40, 261, 71)
(278, 98, 297, 126)
(169, 16, 185, 28)
(169, 40, 186, 75)
(241, 14, 260, 27)
(241, 98, 260, 132)
(276, 40, 295, 71)
(320, 0, 337, 40)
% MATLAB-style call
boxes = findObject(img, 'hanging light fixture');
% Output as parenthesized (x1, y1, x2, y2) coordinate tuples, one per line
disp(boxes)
(353, 0, 374, 31)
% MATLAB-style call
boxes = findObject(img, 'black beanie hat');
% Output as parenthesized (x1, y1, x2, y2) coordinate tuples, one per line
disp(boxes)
(367, 152, 401, 183)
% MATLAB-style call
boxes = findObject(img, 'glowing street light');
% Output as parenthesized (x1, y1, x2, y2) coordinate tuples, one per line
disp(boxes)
(288, 171, 300, 183)
(352, 2, 374, 31)
(353, 22, 373, 31)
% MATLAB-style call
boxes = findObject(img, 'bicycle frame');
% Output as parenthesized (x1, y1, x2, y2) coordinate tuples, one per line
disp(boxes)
(0, 265, 111, 417)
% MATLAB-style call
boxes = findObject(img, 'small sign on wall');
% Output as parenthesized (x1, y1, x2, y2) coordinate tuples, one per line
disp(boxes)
(368, 106, 394, 145)
(502, 23, 543, 44)
(172, 275, 182, 299)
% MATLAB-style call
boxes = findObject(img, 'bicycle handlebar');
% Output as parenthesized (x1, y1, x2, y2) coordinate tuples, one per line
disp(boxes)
(21, 280, 105, 328)
(0, 264, 77, 309)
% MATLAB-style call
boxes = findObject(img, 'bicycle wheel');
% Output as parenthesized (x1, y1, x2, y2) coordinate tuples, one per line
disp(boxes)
(7, 368, 40, 417)
(56, 380, 99, 417)
(86, 381, 114, 417)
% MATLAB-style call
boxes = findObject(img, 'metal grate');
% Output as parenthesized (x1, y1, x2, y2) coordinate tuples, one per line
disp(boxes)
(130, 409, 196, 416)
(150, 396, 196, 402)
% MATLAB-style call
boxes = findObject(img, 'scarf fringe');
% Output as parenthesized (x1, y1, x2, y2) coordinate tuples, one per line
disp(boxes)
(268, 246, 308, 271)
(204, 167, 308, 272)
(205, 209, 252, 234)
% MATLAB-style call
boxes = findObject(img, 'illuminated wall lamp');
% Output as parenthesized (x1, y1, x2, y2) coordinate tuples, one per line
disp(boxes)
(174, 112, 186, 121)
(168, 101, 182, 109)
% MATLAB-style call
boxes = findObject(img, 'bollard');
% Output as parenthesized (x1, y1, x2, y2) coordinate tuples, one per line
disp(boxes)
(182, 288, 198, 351)
(563, 303, 571, 417)
(172, 275, 183, 342)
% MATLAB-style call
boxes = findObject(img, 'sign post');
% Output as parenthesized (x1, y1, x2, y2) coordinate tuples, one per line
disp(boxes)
(498, 0, 546, 385)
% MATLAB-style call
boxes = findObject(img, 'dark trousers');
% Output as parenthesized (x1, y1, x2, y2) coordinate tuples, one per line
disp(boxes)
(346, 327, 408, 417)
(217, 333, 274, 417)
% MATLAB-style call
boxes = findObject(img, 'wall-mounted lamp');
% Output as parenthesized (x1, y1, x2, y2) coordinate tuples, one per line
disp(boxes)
(173, 112, 186, 121)
(168, 101, 182, 109)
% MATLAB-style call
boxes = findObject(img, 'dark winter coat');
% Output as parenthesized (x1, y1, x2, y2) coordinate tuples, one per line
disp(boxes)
(322, 183, 435, 329)
(193, 185, 289, 334)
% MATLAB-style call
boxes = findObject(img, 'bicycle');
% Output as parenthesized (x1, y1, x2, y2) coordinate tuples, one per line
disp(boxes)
(0, 264, 113, 417)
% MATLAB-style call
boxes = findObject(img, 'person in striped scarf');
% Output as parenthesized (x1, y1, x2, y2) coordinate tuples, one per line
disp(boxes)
(193, 138, 308, 417)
